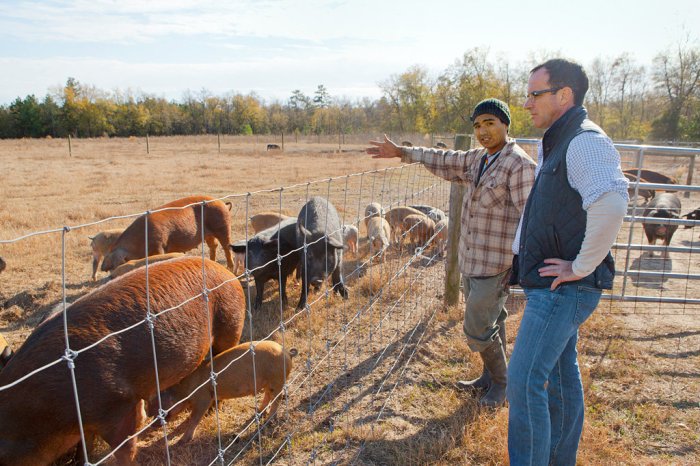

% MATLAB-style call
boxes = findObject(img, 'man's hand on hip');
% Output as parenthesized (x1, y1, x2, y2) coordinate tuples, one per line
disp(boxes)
(538, 258, 584, 291)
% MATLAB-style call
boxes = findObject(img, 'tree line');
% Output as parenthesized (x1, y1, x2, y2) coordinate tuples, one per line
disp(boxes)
(2, 42, 699, 142)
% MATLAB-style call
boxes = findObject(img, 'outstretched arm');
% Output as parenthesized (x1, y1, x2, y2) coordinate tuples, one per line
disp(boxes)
(366, 134, 403, 159)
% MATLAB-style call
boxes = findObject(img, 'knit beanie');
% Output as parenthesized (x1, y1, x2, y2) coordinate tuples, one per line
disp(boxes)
(470, 98, 511, 126)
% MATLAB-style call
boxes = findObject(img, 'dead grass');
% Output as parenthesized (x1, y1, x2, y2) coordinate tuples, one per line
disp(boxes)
(0, 136, 698, 465)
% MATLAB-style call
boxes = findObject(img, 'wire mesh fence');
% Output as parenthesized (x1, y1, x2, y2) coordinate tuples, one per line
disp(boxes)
(1, 136, 699, 465)
(0, 162, 451, 465)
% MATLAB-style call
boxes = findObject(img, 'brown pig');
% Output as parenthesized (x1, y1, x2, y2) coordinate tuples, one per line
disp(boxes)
(100, 195, 234, 273)
(403, 214, 436, 247)
(0, 257, 246, 466)
(109, 252, 185, 279)
(156, 340, 297, 444)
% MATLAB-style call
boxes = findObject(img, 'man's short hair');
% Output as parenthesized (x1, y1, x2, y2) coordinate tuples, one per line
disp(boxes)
(531, 59, 589, 107)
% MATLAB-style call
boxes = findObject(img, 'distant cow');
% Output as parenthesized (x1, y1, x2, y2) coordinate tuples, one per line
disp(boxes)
(642, 193, 682, 256)
(266, 144, 282, 151)
(623, 169, 678, 192)
(435, 141, 448, 149)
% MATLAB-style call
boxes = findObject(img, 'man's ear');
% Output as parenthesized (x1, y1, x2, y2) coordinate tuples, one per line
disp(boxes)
(559, 87, 574, 107)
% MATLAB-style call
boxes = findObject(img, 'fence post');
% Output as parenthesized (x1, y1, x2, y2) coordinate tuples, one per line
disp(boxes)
(217, 132, 221, 153)
(281, 132, 285, 150)
(146, 133, 150, 154)
(686, 155, 695, 198)
(445, 134, 469, 305)
(68, 134, 72, 157)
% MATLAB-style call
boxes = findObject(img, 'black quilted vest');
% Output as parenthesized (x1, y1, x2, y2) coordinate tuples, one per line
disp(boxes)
(517, 106, 615, 290)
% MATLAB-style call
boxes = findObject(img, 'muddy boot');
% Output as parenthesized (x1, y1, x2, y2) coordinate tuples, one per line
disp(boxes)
(479, 334, 507, 408)
(455, 352, 491, 393)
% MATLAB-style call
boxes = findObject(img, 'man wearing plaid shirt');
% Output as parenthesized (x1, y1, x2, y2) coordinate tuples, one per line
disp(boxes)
(367, 99, 536, 407)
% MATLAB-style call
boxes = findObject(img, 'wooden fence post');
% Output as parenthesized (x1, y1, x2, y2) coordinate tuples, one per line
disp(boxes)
(444, 134, 470, 306)
(217, 133, 221, 153)
(68, 134, 72, 157)
(146, 134, 150, 154)
(686, 155, 695, 198)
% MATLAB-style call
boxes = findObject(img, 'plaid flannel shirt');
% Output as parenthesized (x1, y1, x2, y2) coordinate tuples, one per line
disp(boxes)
(403, 139, 536, 277)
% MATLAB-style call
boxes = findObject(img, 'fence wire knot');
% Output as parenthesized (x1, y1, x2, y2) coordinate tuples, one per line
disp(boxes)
(279, 322, 286, 333)
(62, 225, 71, 233)
(249, 342, 256, 356)
(62, 348, 78, 369)
(145, 312, 155, 329)
(157, 408, 168, 426)
(209, 371, 218, 387)
(217, 448, 225, 463)
(202, 288, 210, 302)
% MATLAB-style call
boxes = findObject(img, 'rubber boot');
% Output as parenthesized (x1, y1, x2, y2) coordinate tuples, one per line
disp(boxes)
(455, 352, 491, 393)
(455, 324, 506, 394)
(479, 333, 507, 408)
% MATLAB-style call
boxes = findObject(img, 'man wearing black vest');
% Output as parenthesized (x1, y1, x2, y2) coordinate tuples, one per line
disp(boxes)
(506, 59, 628, 465)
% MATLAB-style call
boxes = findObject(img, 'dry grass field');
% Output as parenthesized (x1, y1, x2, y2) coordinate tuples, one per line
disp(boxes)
(0, 135, 698, 465)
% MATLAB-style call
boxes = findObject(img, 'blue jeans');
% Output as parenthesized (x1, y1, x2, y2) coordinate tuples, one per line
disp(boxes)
(507, 285, 602, 466)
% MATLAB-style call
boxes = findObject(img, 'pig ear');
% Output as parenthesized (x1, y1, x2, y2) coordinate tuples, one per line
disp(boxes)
(327, 235, 344, 249)
(230, 242, 247, 253)
(298, 224, 312, 238)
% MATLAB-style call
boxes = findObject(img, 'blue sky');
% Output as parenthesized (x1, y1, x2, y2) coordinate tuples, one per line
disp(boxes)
(0, 0, 697, 105)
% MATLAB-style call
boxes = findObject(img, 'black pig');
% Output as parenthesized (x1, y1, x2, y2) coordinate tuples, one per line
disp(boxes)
(643, 193, 681, 256)
(230, 218, 300, 310)
(296, 197, 348, 310)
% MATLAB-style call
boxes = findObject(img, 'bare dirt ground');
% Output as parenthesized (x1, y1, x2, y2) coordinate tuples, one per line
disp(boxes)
(0, 136, 698, 465)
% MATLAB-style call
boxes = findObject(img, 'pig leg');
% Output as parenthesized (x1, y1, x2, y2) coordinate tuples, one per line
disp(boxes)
(254, 279, 266, 310)
(280, 274, 289, 308)
(223, 241, 234, 271)
(100, 402, 144, 466)
(205, 237, 219, 262)
(92, 253, 101, 280)
(177, 397, 213, 444)
(258, 389, 272, 414)
(331, 266, 349, 299)
(296, 266, 309, 311)
(213, 231, 235, 271)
